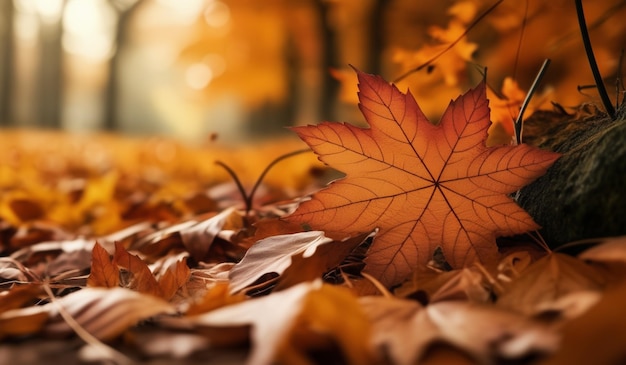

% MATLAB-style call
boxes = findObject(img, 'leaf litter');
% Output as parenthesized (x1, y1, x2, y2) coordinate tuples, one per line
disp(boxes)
(0, 71, 624, 364)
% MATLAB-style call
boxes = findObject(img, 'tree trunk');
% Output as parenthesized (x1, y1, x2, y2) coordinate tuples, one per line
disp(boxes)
(0, 0, 14, 126)
(518, 106, 626, 247)
(103, 0, 145, 131)
(37, 6, 65, 129)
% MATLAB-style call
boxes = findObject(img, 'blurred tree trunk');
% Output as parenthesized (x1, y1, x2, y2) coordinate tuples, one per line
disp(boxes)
(0, 0, 14, 126)
(103, 0, 145, 131)
(37, 2, 66, 129)
(314, 0, 340, 122)
(365, 0, 387, 76)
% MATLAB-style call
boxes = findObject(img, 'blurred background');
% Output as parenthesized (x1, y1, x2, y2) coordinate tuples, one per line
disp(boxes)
(0, 0, 624, 145)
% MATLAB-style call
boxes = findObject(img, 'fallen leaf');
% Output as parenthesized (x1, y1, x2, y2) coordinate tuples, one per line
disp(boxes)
(0, 283, 43, 313)
(497, 253, 607, 315)
(538, 281, 626, 365)
(579, 235, 626, 263)
(0, 287, 174, 341)
(162, 281, 316, 365)
(288, 70, 560, 286)
(179, 207, 240, 261)
(274, 233, 369, 291)
(87, 242, 120, 288)
(0, 306, 50, 340)
(282, 283, 375, 365)
(360, 296, 557, 365)
(45, 287, 175, 341)
(228, 231, 333, 293)
(186, 281, 246, 315)
(394, 267, 490, 304)
(163, 281, 373, 365)
(157, 257, 191, 300)
(113, 241, 162, 297)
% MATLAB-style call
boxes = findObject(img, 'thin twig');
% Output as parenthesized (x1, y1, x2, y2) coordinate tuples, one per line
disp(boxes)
(528, 231, 552, 253)
(360, 272, 393, 298)
(393, 0, 504, 83)
(514, 59, 551, 145)
(575, 0, 616, 119)
(214, 160, 249, 212)
(215, 148, 312, 218)
(247, 148, 311, 217)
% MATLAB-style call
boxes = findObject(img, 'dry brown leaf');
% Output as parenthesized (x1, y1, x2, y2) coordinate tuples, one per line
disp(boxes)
(162, 281, 316, 365)
(360, 296, 557, 365)
(394, 267, 490, 304)
(538, 281, 626, 365)
(113, 241, 162, 297)
(0, 307, 50, 340)
(497, 253, 608, 315)
(179, 207, 240, 261)
(157, 257, 191, 300)
(274, 233, 369, 291)
(87, 242, 119, 288)
(0, 287, 174, 341)
(0, 257, 34, 283)
(0, 283, 43, 313)
(228, 231, 334, 293)
(579, 235, 626, 263)
(46, 287, 175, 341)
(186, 281, 246, 315)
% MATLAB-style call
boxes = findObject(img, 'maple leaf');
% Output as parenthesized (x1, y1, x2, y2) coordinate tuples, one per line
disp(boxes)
(287, 70, 560, 286)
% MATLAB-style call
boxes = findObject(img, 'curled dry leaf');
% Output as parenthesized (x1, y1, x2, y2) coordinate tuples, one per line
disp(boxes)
(360, 296, 558, 365)
(395, 267, 491, 304)
(497, 253, 608, 315)
(579, 235, 626, 263)
(0, 287, 174, 341)
(179, 207, 240, 261)
(287, 70, 560, 286)
(539, 281, 626, 365)
(229, 231, 352, 292)
(162, 280, 373, 365)
(162, 281, 316, 365)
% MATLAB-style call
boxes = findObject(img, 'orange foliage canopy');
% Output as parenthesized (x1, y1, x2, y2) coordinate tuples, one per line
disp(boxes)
(287, 70, 560, 286)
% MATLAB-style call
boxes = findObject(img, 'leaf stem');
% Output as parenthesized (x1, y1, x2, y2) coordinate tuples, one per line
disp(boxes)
(514, 59, 551, 145)
(575, 0, 616, 119)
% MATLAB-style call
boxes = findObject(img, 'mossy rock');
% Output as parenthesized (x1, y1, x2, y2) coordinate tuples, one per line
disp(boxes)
(518, 105, 626, 247)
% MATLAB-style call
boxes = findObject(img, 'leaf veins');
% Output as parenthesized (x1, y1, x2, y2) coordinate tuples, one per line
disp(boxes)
(287, 69, 560, 286)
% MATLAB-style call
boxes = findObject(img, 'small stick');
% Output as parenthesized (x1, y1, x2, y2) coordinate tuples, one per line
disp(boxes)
(514, 59, 551, 145)
(215, 148, 311, 218)
(575, 0, 616, 119)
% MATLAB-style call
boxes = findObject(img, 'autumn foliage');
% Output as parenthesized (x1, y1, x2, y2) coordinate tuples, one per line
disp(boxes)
(1, 71, 625, 364)
(288, 70, 560, 286)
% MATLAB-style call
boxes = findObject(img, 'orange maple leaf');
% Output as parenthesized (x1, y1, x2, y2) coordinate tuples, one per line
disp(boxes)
(287, 70, 560, 286)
